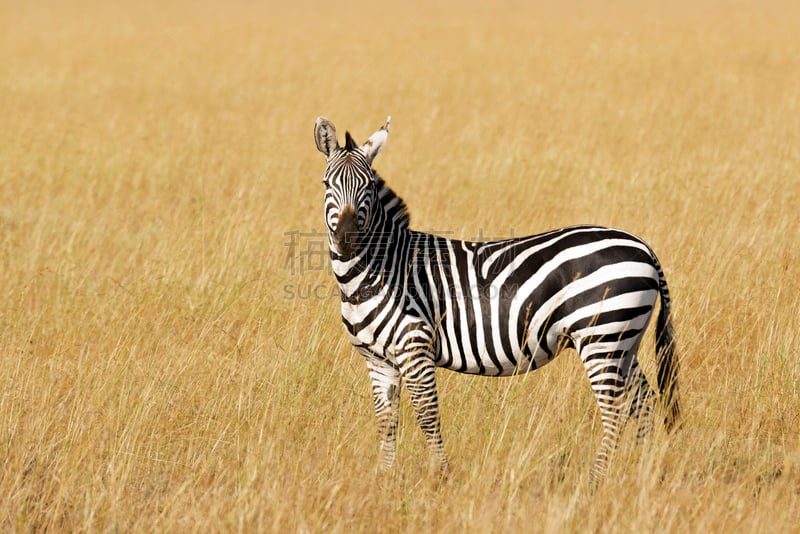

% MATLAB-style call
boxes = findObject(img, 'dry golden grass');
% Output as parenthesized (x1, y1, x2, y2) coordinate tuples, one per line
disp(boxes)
(1, 0, 799, 531)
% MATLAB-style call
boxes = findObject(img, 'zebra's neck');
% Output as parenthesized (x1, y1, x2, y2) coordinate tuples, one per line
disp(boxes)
(372, 174, 410, 234)
(330, 173, 411, 302)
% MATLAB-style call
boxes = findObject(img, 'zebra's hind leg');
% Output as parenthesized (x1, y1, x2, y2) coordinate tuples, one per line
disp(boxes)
(398, 351, 450, 477)
(582, 345, 655, 488)
(365, 357, 401, 473)
(625, 360, 657, 445)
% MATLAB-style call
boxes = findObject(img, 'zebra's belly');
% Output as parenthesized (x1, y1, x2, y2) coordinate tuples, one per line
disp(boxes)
(433, 323, 555, 377)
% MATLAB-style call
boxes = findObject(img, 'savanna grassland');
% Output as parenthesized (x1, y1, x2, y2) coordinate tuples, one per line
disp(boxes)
(1, 0, 799, 531)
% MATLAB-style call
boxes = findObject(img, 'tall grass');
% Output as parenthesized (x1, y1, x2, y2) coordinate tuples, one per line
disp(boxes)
(1, 0, 798, 531)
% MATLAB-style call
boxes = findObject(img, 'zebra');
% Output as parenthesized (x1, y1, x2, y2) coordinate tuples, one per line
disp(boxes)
(313, 116, 681, 485)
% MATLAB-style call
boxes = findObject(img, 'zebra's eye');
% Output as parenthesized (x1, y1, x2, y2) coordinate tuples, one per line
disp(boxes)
(322, 178, 330, 187)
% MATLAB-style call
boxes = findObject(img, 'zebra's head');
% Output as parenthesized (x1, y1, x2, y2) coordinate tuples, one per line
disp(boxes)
(314, 116, 390, 257)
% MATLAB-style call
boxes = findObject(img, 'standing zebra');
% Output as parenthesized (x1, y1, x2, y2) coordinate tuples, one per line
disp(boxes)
(314, 116, 680, 485)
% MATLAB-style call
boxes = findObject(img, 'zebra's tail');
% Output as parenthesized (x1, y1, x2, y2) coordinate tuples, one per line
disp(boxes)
(654, 259, 681, 433)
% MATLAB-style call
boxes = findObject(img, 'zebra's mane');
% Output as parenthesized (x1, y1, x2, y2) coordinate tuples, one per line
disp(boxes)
(374, 173, 410, 231)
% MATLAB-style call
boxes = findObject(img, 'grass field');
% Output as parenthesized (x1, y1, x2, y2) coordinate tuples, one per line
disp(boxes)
(1, 0, 799, 531)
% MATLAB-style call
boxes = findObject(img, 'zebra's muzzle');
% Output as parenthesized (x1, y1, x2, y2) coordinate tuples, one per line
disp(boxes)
(333, 206, 361, 256)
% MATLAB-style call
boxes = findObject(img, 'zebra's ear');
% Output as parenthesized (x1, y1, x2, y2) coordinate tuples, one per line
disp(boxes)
(361, 116, 391, 164)
(315, 116, 339, 157)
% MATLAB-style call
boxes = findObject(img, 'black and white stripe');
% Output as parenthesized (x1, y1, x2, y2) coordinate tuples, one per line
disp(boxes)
(314, 116, 681, 485)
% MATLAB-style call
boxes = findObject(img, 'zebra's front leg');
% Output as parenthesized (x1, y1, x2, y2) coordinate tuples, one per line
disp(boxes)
(366, 357, 401, 472)
(397, 350, 450, 476)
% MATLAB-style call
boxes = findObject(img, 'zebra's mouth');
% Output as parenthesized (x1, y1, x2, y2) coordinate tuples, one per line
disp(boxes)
(333, 231, 360, 257)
